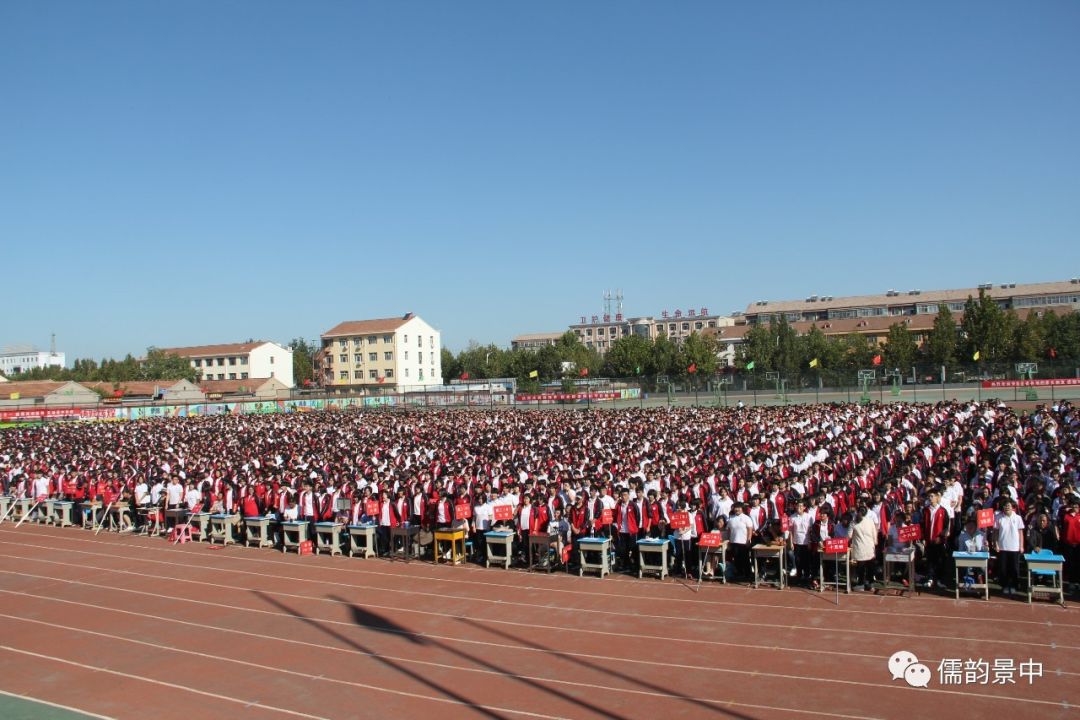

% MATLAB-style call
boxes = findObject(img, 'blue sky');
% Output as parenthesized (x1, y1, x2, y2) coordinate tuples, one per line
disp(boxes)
(2, 1, 1078, 359)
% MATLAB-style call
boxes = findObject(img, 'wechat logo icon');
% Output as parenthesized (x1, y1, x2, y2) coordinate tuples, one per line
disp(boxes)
(888, 651, 931, 688)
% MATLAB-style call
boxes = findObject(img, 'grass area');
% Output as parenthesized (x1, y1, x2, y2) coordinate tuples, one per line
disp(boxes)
(0, 693, 108, 720)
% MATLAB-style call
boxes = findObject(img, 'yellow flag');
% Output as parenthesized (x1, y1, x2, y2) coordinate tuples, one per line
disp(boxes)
(528, 370, 539, 378)
(809, 358, 819, 368)
(8, 392, 19, 400)
(973, 351, 980, 361)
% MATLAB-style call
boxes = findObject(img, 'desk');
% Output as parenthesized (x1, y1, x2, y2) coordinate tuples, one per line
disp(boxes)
(529, 533, 559, 572)
(953, 551, 990, 600)
(752, 544, 786, 589)
(209, 514, 241, 545)
(1024, 552, 1065, 606)
(45, 499, 75, 528)
(347, 524, 377, 558)
(637, 538, 669, 580)
(484, 531, 514, 569)
(390, 525, 420, 562)
(12, 498, 33, 524)
(698, 542, 728, 583)
(883, 549, 917, 596)
(43, 499, 60, 525)
(578, 537, 611, 578)
(187, 512, 211, 541)
(434, 527, 467, 565)
(819, 550, 850, 594)
(80, 501, 102, 529)
(315, 522, 344, 556)
(109, 502, 134, 532)
(281, 521, 309, 554)
(0, 496, 12, 523)
(136, 506, 163, 536)
(244, 516, 276, 548)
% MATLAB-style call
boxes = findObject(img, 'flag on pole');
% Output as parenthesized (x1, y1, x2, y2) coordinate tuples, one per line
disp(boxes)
(687, 363, 697, 374)
(9, 392, 20, 400)
(460, 372, 470, 380)
(528, 370, 539, 378)
(1049, 347, 1057, 358)
(745, 361, 755, 371)
(579, 367, 589, 377)
(634, 366, 642, 375)
(872, 355, 882, 366)
(809, 358, 819, 368)
(973, 351, 980, 361)
(377, 376, 386, 384)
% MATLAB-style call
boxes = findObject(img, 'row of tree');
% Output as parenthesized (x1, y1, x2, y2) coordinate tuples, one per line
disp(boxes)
(6, 349, 199, 384)
(737, 295, 1078, 376)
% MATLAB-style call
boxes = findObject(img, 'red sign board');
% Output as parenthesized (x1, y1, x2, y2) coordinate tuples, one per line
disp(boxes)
(976, 508, 995, 529)
(823, 537, 849, 554)
(780, 515, 790, 532)
(455, 502, 472, 519)
(598, 508, 613, 526)
(515, 392, 620, 402)
(698, 531, 724, 548)
(299, 540, 314, 556)
(981, 378, 1080, 389)
(364, 499, 380, 517)
(492, 505, 514, 522)
(897, 524, 923, 543)
(670, 511, 690, 530)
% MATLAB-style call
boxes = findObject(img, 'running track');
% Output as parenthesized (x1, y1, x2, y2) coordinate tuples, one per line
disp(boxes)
(0, 524, 1076, 720)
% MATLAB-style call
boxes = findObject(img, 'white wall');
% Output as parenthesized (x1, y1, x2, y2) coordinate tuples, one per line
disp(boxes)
(249, 342, 294, 387)
(396, 316, 441, 386)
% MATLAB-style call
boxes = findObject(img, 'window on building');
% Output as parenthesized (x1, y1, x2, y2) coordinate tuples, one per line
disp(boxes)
(367, 336, 377, 345)
(695, 322, 703, 330)
(340, 371, 348, 380)
(404, 351, 408, 360)
(417, 336, 422, 347)
(354, 354, 362, 364)
(339, 339, 346, 348)
(217, 373, 225, 380)
(217, 358, 225, 366)
(418, 352, 423, 364)
(354, 370, 363, 379)
(229, 373, 236, 380)
(192, 359, 201, 367)
(682, 323, 690, 331)
(340, 354, 347, 363)
(430, 336, 433, 348)
(369, 352, 377, 362)
(404, 335, 408, 343)
(369, 369, 377, 379)
(383, 335, 392, 343)
(385, 369, 394, 378)
(384, 352, 392, 361)
(241, 372, 248, 379)
(229, 357, 237, 365)
(405, 368, 410, 378)
(269, 356, 274, 364)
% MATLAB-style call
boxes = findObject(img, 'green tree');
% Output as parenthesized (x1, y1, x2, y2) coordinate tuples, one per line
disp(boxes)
(960, 290, 1010, 362)
(924, 304, 958, 368)
(737, 324, 774, 371)
(440, 348, 461, 383)
(882, 323, 918, 373)
(650, 335, 681, 376)
(682, 332, 719, 376)
(603, 335, 652, 377)
(288, 338, 317, 386)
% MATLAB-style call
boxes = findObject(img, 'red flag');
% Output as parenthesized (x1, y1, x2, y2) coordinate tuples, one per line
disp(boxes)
(377, 377, 385, 384)
(579, 367, 589, 377)
(688, 363, 697, 374)
(303, 379, 312, 387)
(1049, 348, 1057, 359)
(460, 372, 470, 380)
(872, 355, 882, 366)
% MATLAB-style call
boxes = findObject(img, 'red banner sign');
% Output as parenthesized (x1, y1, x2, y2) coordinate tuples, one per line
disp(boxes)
(598, 508, 614, 526)
(492, 505, 514, 522)
(455, 502, 472, 519)
(0, 407, 118, 421)
(698, 531, 724, 548)
(670, 511, 690, 530)
(976, 508, 995, 529)
(897, 524, 923, 543)
(823, 537, 849, 554)
(515, 392, 620, 402)
(364, 499, 380, 516)
(299, 540, 314, 556)
(981, 378, 1080, 389)
(781, 515, 790, 532)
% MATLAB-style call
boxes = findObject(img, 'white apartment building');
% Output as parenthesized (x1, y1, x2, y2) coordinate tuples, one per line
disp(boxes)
(162, 341, 295, 388)
(319, 313, 441, 389)
(0, 348, 66, 376)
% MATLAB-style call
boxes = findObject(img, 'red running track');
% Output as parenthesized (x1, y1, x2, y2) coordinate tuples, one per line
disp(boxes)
(0, 523, 1076, 720)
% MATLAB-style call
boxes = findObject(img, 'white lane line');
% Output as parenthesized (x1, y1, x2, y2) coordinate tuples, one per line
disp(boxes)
(5, 526, 1073, 627)
(0, 617, 570, 720)
(0, 688, 115, 719)
(0, 588, 880, 720)
(1, 575, 1074, 710)
(3, 544, 1078, 652)
(0, 645, 328, 720)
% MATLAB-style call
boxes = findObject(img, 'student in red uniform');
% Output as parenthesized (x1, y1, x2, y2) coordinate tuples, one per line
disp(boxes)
(921, 488, 951, 589)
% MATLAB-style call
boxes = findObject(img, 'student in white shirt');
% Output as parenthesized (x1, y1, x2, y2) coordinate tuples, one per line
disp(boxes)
(726, 503, 755, 581)
(993, 499, 1025, 596)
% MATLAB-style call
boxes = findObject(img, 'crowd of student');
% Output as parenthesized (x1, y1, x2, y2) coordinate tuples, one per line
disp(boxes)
(2, 400, 1079, 597)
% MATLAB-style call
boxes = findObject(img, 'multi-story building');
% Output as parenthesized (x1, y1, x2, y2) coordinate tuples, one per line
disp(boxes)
(162, 341, 294, 388)
(569, 307, 734, 354)
(318, 313, 441, 390)
(0, 347, 65, 376)
(743, 279, 1080, 325)
(511, 332, 564, 351)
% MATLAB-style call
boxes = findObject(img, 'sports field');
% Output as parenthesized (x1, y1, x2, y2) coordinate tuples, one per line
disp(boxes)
(0, 522, 1075, 720)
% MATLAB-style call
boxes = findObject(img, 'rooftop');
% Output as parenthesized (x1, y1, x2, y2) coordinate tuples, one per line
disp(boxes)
(322, 313, 417, 338)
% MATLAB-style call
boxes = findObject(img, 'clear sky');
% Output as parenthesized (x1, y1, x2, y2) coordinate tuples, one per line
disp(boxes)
(2, 1, 1078, 360)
